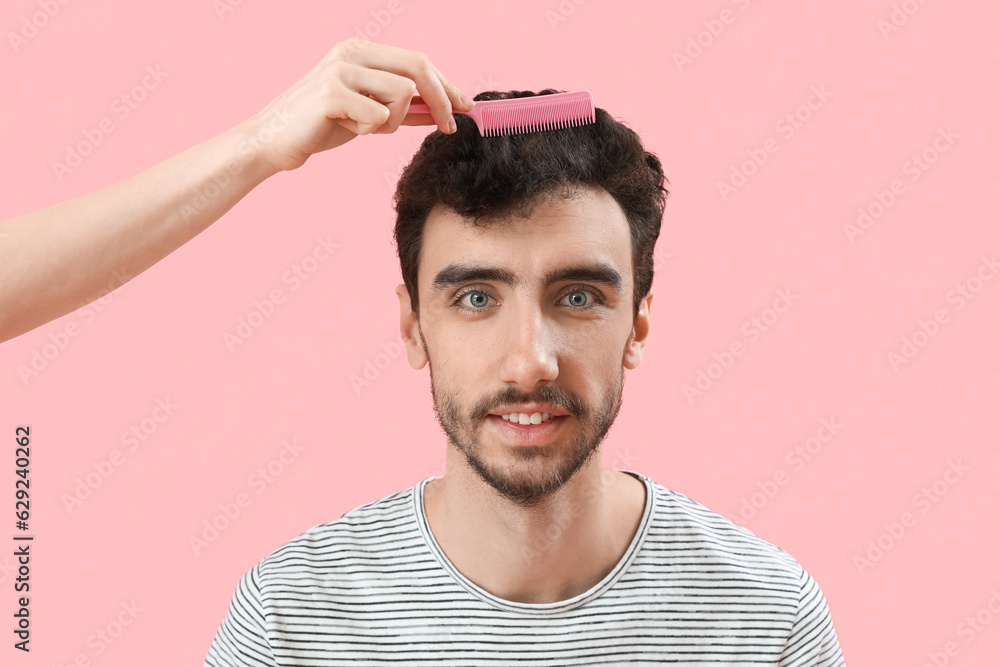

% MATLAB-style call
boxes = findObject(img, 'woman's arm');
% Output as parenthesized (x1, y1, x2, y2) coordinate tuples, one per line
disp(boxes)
(0, 38, 474, 343)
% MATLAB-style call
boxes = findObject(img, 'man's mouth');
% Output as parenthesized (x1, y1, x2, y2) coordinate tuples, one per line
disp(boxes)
(488, 413, 568, 446)
(499, 412, 556, 425)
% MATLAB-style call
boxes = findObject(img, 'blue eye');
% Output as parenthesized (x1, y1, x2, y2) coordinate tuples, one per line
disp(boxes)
(563, 290, 592, 308)
(457, 290, 493, 310)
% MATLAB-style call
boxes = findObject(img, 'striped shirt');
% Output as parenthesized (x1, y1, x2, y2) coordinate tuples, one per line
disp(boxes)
(205, 471, 845, 665)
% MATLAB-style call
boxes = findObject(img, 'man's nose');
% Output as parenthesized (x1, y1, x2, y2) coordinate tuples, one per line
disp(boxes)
(497, 303, 559, 391)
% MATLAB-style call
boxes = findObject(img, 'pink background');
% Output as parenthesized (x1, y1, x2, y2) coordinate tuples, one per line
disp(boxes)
(2, 0, 999, 664)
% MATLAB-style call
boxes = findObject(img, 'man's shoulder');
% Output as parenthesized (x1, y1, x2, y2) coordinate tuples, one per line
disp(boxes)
(255, 482, 421, 575)
(639, 473, 808, 585)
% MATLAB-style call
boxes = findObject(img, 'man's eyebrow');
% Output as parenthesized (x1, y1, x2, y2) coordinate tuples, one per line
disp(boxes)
(430, 262, 624, 294)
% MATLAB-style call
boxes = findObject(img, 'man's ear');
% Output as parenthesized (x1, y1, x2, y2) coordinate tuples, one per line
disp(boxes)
(396, 283, 428, 370)
(623, 292, 653, 370)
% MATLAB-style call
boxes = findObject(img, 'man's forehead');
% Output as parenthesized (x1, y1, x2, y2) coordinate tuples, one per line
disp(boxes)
(419, 189, 631, 277)
(425, 186, 623, 231)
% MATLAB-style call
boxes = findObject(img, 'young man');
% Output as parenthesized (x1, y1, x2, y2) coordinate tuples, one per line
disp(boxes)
(205, 89, 845, 665)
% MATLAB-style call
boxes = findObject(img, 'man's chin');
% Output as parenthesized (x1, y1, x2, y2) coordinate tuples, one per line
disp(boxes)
(470, 448, 595, 504)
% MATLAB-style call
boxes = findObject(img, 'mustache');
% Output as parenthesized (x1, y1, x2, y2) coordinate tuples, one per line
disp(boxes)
(472, 385, 586, 420)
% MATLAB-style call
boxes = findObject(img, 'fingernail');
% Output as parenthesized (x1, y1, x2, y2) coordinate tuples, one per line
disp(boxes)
(447, 116, 457, 134)
(459, 92, 475, 109)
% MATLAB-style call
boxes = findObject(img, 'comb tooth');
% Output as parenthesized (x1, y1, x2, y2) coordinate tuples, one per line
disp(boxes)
(474, 91, 596, 136)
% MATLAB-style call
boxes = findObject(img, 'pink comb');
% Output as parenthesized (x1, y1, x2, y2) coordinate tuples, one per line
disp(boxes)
(407, 90, 596, 137)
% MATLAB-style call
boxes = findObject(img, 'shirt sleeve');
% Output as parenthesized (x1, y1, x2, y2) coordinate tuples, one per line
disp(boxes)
(204, 564, 278, 667)
(778, 567, 846, 666)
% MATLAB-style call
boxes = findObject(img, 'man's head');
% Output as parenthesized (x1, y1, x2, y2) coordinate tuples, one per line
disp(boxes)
(392, 90, 668, 506)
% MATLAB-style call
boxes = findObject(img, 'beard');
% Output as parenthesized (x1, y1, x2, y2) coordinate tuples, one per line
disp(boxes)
(427, 349, 627, 509)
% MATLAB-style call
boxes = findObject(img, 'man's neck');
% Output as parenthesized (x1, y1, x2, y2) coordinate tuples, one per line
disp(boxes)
(423, 454, 647, 604)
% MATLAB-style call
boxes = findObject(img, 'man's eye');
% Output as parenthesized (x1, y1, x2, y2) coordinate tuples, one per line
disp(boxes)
(561, 289, 602, 309)
(456, 290, 493, 310)
(563, 290, 591, 308)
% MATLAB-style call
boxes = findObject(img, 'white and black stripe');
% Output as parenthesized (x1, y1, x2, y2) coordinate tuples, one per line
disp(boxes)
(206, 471, 844, 666)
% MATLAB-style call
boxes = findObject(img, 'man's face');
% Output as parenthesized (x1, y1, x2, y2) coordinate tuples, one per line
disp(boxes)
(396, 186, 652, 507)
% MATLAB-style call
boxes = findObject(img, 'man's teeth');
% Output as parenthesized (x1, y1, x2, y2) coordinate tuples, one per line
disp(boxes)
(501, 412, 555, 425)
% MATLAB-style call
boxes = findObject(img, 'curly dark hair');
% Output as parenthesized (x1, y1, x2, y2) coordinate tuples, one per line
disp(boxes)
(392, 89, 668, 321)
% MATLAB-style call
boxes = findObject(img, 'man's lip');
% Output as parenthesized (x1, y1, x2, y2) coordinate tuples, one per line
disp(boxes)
(487, 414, 568, 423)
(487, 414, 568, 445)
(488, 405, 570, 417)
